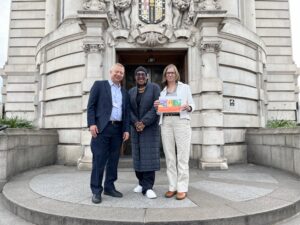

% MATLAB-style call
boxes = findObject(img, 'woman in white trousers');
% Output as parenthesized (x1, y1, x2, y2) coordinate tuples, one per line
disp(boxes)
(155, 64, 195, 200)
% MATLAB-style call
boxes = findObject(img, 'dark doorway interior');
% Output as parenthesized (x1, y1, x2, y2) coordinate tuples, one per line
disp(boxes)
(117, 50, 188, 156)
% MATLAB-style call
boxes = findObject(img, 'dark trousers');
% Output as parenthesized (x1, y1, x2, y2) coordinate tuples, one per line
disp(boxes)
(90, 123, 123, 195)
(135, 171, 155, 194)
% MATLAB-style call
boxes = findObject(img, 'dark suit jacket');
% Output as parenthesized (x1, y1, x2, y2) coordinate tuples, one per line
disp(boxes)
(87, 80, 130, 134)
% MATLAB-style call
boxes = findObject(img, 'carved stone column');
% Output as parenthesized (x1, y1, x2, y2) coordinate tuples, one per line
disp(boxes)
(45, 0, 59, 35)
(77, 7, 108, 170)
(196, 4, 228, 169)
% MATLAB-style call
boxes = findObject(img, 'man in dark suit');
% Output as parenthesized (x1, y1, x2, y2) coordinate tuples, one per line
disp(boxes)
(87, 63, 130, 204)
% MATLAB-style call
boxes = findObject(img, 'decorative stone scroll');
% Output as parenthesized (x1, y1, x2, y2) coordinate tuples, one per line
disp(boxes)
(200, 41, 221, 53)
(83, 39, 105, 53)
(131, 24, 173, 47)
(83, 0, 107, 12)
(198, 0, 221, 11)
(136, 32, 168, 47)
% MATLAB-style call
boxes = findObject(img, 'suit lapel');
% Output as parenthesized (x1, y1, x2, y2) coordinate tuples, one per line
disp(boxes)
(104, 81, 112, 105)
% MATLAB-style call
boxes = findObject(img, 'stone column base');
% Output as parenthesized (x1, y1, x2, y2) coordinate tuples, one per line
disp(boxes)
(77, 156, 92, 170)
(77, 146, 92, 170)
(199, 160, 228, 170)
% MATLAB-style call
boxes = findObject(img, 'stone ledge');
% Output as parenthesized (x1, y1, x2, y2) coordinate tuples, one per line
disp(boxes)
(0, 129, 58, 191)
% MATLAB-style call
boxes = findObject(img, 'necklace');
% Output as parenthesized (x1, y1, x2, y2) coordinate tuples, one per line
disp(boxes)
(138, 86, 146, 93)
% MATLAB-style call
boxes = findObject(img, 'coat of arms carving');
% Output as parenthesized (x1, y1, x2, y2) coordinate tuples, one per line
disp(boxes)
(139, 0, 166, 24)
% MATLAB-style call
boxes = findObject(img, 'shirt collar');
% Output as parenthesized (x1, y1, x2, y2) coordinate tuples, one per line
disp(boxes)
(108, 80, 121, 88)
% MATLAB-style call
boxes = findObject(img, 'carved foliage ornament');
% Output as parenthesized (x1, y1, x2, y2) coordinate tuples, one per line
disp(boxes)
(199, 0, 221, 11)
(200, 42, 221, 53)
(83, 39, 105, 53)
(83, 0, 106, 12)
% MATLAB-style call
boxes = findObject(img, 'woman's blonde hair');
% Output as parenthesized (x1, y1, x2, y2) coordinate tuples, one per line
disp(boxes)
(162, 64, 180, 87)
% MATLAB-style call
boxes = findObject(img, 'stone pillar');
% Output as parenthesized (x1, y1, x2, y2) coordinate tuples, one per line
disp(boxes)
(77, 7, 108, 170)
(45, 0, 59, 35)
(257, 48, 267, 127)
(64, 0, 84, 19)
(219, 0, 239, 20)
(241, 0, 256, 32)
(35, 49, 47, 128)
(196, 3, 228, 170)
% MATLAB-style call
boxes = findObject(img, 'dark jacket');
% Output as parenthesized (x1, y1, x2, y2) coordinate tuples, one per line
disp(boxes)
(129, 82, 161, 172)
(87, 80, 130, 134)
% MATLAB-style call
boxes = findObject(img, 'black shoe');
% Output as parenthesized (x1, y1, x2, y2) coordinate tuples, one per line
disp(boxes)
(104, 189, 123, 198)
(92, 194, 102, 204)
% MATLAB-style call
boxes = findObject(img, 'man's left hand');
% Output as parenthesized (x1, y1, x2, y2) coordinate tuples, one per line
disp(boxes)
(123, 132, 130, 141)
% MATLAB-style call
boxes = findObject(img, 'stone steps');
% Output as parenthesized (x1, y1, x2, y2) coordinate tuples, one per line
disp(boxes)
(2, 165, 300, 225)
(0, 194, 35, 225)
(275, 212, 300, 225)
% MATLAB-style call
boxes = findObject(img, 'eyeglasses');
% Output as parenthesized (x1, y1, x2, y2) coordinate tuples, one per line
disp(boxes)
(135, 72, 146, 77)
(166, 72, 175, 75)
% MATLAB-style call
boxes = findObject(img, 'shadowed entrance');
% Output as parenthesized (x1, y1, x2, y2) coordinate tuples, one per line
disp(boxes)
(117, 50, 188, 155)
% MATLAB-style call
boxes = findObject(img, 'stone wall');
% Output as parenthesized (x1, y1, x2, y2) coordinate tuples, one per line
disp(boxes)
(4, 0, 46, 121)
(255, 0, 298, 121)
(0, 129, 58, 191)
(247, 128, 300, 176)
(217, 21, 267, 164)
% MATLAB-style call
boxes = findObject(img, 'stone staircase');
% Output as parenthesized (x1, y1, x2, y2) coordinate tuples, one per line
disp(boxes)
(1, 164, 300, 225)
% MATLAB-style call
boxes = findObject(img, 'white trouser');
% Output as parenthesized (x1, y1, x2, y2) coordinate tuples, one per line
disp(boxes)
(161, 116, 191, 192)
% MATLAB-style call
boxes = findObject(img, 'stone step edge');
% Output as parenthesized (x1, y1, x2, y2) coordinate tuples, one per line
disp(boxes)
(2, 187, 300, 225)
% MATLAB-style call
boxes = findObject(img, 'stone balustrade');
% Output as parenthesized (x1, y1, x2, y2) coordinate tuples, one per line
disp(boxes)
(0, 129, 58, 191)
(246, 128, 300, 176)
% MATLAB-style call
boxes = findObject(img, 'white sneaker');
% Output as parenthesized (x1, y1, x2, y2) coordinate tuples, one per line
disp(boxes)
(133, 185, 143, 193)
(146, 189, 157, 199)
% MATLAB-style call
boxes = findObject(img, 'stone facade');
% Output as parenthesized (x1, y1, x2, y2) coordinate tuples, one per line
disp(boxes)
(1, 0, 299, 169)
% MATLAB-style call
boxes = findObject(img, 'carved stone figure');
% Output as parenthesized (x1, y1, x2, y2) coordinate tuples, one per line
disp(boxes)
(107, 11, 121, 29)
(172, 0, 194, 29)
(113, 0, 132, 29)
(83, 0, 106, 12)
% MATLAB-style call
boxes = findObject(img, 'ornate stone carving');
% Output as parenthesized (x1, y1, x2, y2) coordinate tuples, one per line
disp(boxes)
(113, 0, 132, 29)
(83, 40, 105, 53)
(107, 11, 121, 29)
(172, 0, 195, 29)
(136, 32, 168, 47)
(200, 41, 221, 53)
(198, 0, 222, 11)
(83, 0, 107, 12)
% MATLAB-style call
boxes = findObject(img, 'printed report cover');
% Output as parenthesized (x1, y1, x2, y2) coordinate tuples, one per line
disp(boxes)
(158, 96, 182, 113)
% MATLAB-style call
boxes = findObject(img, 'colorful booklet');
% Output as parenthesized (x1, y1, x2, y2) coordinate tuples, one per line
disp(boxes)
(158, 96, 182, 113)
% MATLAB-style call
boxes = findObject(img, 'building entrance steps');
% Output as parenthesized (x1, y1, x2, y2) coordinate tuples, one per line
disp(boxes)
(2, 164, 300, 225)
